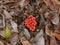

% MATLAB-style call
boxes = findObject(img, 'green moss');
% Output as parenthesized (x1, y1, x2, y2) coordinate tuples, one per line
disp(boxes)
(4, 25, 12, 39)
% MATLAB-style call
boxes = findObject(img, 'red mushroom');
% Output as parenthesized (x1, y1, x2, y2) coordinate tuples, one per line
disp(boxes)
(24, 15, 37, 31)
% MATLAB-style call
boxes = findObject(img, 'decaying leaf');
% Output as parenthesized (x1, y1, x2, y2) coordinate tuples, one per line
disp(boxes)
(0, 40, 11, 45)
(36, 0, 43, 6)
(51, 13, 59, 25)
(0, 30, 4, 37)
(54, 24, 60, 32)
(9, 33, 19, 45)
(0, 0, 60, 45)
(20, 36, 31, 45)
(0, 40, 4, 45)
(0, 14, 5, 28)
(45, 11, 59, 25)
(35, 29, 45, 45)
(50, 37, 58, 45)
(23, 28, 30, 39)
(43, 0, 60, 14)
(10, 20, 18, 33)
(19, 0, 29, 7)
(36, 36, 45, 45)
(51, 32, 60, 40)
(45, 24, 51, 36)
(4, 10, 12, 19)
(35, 29, 43, 41)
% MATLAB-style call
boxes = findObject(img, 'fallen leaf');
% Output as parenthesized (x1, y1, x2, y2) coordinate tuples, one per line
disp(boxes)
(9, 33, 19, 45)
(51, 13, 59, 25)
(23, 28, 30, 39)
(20, 36, 31, 45)
(50, 37, 58, 45)
(45, 24, 51, 36)
(0, 14, 5, 28)
(4, 10, 12, 19)
(51, 32, 60, 40)
(43, 0, 60, 14)
(35, 29, 45, 45)
(10, 20, 18, 33)
(0, 40, 11, 45)
(36, 36, 45, 45)
(36, 0, 43, 6)
(0, 30, 4, 37)
(19, 0, 29, 7)
(0, 40, 4, 45)
(35, 29, 43, 41)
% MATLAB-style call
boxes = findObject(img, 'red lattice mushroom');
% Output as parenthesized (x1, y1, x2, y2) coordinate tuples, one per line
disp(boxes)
(24, 15, 37, 31)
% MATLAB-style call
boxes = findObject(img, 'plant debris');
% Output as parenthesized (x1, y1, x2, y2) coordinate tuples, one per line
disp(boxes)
(0, 0, 60, 45)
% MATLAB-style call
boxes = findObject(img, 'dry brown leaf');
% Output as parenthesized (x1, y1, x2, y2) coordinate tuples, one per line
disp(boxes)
(20, 36, 31, 45)
(45, 24, 51, 36)
(10, 20, 18, 33)
(0, 40, 11, 45)
(24, 0, 29, 6)
(50, 37, 58, 45)
(9, 33, 19, 45)
(43, 0, 60, 14)
(23, 28, 30, 39)
(0, 40, 4, 45)
(51, 32, 60, 40)
(51, 13, 59, 25)
(36, 0, 43, 6)
(0, 30, 4, 37)
(4, 10, 12, 19)
(0, 14, 5, 28)
(35, 29, 45, 45)
(19, 0, 29, 7)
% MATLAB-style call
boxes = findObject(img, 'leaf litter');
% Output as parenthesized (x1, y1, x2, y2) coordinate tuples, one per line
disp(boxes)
(0, 0, 60, 45)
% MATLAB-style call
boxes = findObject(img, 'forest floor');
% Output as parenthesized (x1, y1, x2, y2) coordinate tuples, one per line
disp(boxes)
(0, 0, 60, 45)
